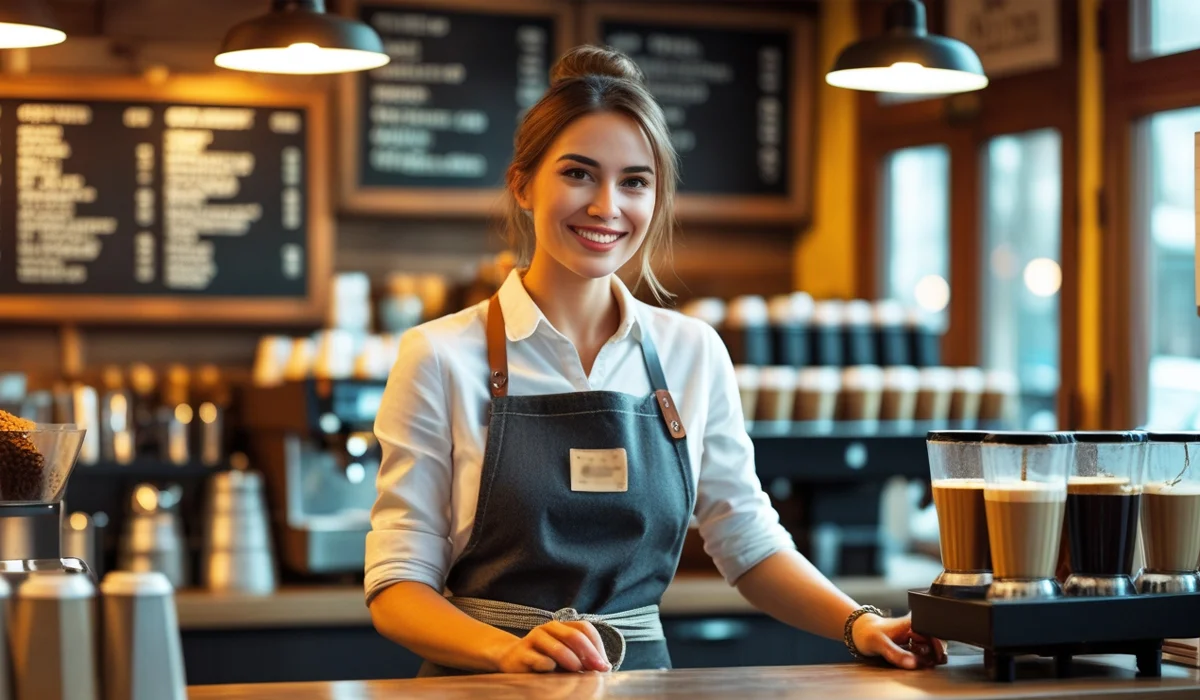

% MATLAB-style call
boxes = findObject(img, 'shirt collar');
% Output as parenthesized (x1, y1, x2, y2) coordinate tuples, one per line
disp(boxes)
(495, 270, 641, 343)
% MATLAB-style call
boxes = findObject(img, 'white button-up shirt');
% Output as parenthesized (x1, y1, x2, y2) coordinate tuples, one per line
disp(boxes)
(366, 271, 794, 604)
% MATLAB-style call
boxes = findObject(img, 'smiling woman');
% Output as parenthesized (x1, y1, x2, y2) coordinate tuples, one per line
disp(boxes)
(503, 45, 678, 304)
(518, 113, 657, 289)
(364, 44, 943, 680)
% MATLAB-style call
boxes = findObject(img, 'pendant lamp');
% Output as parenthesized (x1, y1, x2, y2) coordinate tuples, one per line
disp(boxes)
(0, 0, 65, 49)
(216, 0, 389, 75)
(826, 0, 987, 95)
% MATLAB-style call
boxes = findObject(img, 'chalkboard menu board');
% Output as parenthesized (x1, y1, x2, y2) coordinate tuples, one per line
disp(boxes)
(0, 77, 331, 324)
(601, 22, 790, 196)
(340, 0, 572, 216)
(586, 4, 815, 224)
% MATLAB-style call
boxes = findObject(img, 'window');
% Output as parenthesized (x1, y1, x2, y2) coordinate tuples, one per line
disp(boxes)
(981, 129, 1063, 429)
(1136, 107, 1200, 428)
(1130, 0, 1200, 60)
(858, 0, 1077, 414)
(1104, 0, 1200, 429)
(881, 145, 951, 321)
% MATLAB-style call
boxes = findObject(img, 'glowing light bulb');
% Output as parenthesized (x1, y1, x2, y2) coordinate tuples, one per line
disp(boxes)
(914, 274, 950, 312)
(826, 64, 988, 94)
(0, 22, 65, 49)
(1023, 258, 1062, 297)
(215, 44, 389, 75)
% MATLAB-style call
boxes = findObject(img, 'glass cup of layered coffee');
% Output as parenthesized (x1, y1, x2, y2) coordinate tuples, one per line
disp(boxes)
(1062, 431, 1146, 597)
(927, 431, 992, 598)
(981, 432, 1074, 600)
(1135, 433, 1200, 594)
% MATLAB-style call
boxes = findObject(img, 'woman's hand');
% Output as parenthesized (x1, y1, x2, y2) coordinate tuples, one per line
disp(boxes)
(851, 612, 946, 670)
(492, 620, 611, 673)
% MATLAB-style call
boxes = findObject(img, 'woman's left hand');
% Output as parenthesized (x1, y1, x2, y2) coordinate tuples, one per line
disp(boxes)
(851, 612, 947, 670)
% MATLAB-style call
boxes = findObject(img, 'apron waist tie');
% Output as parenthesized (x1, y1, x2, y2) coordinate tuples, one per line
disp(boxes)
(448, 596, 663, 671)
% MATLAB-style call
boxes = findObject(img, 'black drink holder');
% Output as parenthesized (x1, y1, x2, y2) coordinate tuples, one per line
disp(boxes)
(909, 588, 1200, 682)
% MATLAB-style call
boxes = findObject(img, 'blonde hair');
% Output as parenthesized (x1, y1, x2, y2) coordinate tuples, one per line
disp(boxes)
(504, 45, 678, 303)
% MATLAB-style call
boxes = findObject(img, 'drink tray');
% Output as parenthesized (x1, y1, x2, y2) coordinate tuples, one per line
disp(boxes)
(909, 588, 1200, 682)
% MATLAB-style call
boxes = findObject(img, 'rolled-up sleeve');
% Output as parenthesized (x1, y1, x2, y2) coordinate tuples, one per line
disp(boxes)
(365, 328, 454, 604)
(693, 326, 795, 584)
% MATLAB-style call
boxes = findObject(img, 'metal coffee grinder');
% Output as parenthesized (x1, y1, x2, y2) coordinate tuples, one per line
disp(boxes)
(0, 420, 90, 580)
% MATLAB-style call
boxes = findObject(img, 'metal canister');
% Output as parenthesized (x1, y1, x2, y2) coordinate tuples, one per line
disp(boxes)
(117, 484, 188, 589)
(100, 366, 136, 465)
(200, 469, 276, 595)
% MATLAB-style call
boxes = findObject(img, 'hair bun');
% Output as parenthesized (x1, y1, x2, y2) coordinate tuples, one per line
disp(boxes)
(550, 45, 645, 86)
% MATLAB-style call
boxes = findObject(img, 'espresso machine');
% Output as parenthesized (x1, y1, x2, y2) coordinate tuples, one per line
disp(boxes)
(0, 418, 91, 580)
(241, 380, 383, 575)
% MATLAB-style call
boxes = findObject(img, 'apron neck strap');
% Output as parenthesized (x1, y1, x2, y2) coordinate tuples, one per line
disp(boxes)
(641, 323, 687, 439)
(485, 293, 676, 398)
(487, 295, 510, 398)
(636, 320, 670, 394)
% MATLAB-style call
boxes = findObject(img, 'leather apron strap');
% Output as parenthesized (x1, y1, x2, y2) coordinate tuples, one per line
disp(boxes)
(640, 326, 687, 440)
(487, 295, 509, 398)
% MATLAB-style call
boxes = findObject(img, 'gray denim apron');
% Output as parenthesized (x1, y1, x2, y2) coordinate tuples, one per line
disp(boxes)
(418, 294, 695, 676)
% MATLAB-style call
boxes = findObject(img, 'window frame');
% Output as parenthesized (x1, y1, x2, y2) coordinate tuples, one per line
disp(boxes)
(1102, 0, 1200, 428)
(855, 0, 1081, 426)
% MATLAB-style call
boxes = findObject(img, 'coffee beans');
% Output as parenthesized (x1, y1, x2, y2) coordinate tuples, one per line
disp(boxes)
(0, 410, 45, 501)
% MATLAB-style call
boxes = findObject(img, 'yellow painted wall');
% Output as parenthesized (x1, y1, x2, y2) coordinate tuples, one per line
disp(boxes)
(1077, 0, 1103, 428)
(795, 0, 858, 299)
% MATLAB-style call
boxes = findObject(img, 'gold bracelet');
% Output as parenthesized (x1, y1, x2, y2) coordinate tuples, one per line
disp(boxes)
(843, 605, 885, 660)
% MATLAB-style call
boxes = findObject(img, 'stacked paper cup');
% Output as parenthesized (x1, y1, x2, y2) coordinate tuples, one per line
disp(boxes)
(811, 300, 845, 367)
(755, 367, 798, 422)
(881, 366, 920, 424)
(679, 297, 726, 330)
(794, 367, 841, 428)
(767, 292, 814, 367)
(735, 366, 761, 421)
(981, 369, 1020, 424)
(842, 300, 875, 366)
(872, 300, 910, 367)
(721, 296, 771, 366)
(840, 366, 885, 423)
(915, 368, 956, 423)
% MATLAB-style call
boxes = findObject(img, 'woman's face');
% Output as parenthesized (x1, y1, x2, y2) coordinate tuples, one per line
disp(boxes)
(517, 111, 657, 282)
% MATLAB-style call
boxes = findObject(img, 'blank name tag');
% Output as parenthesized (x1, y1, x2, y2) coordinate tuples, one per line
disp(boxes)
(570, 448, 628, 493)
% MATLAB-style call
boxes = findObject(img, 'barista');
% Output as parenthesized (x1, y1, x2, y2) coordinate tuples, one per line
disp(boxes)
(365, 45, 946, 676)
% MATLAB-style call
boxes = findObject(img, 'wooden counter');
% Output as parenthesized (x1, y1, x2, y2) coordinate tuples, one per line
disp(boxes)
(186, 654, 1200, 699)
(174, 559, 942, 630)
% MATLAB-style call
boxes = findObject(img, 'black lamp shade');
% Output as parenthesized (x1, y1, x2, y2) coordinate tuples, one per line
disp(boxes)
(826, 0, 986, 95)
(831, 34, 984, 77)
(216, 0, 389, 75)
